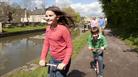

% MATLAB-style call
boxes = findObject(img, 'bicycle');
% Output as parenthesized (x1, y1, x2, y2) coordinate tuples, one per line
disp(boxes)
(90, 48, 103, 77)
(46, 63, 58, 77)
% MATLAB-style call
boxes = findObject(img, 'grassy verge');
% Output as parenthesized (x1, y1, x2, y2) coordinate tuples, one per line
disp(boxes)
(3, 25, 46, 33)
(72, 31, 89, 58)
(9, 67, 48, 77)
(5, 31, 90, 77)
(123, 36, 138, 53)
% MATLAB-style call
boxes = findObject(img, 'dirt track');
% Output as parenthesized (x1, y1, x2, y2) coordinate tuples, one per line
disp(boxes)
(68, 30, 138, 77)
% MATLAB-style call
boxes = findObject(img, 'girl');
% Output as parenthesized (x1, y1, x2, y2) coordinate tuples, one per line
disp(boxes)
(39, 6, 75, 77)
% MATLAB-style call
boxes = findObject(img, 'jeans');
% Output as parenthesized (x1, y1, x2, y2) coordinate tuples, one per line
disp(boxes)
(93, 52, 104, 76)
(48, 58, 71, 77)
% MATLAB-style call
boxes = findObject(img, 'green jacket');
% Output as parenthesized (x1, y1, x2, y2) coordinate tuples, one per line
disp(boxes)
(87, 33, 108, 52)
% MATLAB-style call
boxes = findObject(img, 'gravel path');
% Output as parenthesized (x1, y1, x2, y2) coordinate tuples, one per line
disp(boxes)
(68, 30, 138, 77)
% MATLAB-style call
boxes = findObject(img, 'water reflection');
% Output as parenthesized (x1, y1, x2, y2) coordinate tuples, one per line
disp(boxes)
(0, 32, 44, 75)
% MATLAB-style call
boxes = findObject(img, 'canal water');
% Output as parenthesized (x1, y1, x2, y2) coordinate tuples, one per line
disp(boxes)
(0, 32, 44, 76)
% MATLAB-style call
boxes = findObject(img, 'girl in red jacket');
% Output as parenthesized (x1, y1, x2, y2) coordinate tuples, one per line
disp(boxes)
(39, 6, 75, 77)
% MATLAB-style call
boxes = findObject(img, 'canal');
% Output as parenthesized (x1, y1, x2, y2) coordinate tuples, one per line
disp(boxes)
(0, 32, 44, 76)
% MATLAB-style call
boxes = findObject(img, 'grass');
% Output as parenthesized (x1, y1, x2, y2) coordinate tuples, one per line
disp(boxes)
(123, 36, 138, 53)
(3, 25, 46, 33)
(72, 31, 89, 58)
(9, 68, 48, 77)
(5, 31, 90, 77)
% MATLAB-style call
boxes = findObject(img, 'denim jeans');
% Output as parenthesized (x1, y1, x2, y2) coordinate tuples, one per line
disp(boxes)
(48, 58, 71, 77)
(93, 52, 104, 76)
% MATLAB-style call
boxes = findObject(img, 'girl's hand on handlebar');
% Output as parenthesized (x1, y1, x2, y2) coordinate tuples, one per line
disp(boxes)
(39, 60, 46, 67)
(57, 63, 66, 70)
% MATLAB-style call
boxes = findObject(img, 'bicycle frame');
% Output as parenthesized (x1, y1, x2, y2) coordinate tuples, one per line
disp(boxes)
(94, 54, 100, 76)
(93, 48, 102, 76)
(46, 63, 58, 77)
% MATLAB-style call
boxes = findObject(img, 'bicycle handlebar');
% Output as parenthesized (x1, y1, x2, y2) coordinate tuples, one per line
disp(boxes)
(93, 48, 103, 55)
(93, 48, 101, 51)
(46, 63, 57, 67)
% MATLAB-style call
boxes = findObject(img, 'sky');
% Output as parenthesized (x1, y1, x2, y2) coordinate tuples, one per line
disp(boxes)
(1, 0, 104, 16)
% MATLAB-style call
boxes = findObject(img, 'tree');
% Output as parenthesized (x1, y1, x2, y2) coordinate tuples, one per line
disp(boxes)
(7, 11, 13, 23)
(63, 7, 81, 23)
(99, 0, 138, 38)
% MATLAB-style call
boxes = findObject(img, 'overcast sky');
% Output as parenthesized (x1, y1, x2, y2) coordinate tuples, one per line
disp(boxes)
(2, 0, 104, 16)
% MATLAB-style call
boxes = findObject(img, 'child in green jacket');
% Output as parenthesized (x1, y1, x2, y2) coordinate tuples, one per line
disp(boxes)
(87, 26, 107, 77)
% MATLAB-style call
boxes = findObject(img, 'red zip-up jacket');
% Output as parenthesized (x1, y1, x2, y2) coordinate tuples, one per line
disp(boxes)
(40, 24, 73, 65)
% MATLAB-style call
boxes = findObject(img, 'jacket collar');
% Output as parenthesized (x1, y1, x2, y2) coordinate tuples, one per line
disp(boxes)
(91, 33, 102, 40)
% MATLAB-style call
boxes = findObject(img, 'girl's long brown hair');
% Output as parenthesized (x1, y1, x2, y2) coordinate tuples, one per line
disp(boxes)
(45, 6, 75, 28)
